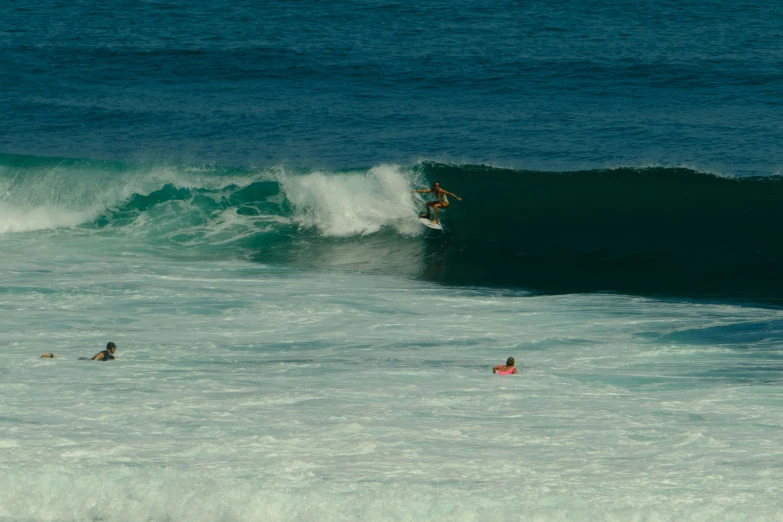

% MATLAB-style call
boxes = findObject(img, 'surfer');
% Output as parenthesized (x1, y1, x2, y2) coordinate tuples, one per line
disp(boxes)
(411, 181, 461, 225)
(40, 352, 61, 358)
(493, 357, 518, 375)
(91, 342, 118, 361)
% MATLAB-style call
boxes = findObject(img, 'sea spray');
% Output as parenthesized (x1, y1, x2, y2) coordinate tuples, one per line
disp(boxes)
(278, 164, 423, 237)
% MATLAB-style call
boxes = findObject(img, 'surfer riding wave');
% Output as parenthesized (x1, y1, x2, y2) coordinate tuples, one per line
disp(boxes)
(411, 181, 461, 225)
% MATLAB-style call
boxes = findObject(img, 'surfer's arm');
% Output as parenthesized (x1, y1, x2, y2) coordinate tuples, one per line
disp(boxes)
(442, 190, 462, 200)
(492, 365, 501, 374)
(411, 189, 431, 194)
(512, 368, 518, 374)
(92, 353, 104, 361)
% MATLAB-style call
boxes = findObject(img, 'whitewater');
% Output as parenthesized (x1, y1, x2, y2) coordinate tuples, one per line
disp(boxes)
(2, 156, 783, 521)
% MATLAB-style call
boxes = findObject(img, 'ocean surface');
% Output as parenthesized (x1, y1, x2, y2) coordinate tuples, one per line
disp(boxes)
(2, 0, 783, 520)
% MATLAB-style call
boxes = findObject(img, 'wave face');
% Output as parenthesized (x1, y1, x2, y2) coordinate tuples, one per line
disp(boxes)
(2, 154, 783, 301)
(418, 163, 783, 300)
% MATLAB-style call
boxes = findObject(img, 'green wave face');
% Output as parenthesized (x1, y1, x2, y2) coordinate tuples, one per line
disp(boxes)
(417, 162, 783, 299)
(3, 153, 783, 301)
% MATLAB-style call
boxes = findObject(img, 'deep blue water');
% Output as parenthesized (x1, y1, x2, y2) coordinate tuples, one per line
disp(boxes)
(3, 0, 782, 174)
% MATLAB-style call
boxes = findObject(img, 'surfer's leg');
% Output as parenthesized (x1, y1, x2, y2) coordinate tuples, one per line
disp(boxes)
(421, 202, 434, 219)
(432, 203, 442, 224)
(432, 202, 449, 224)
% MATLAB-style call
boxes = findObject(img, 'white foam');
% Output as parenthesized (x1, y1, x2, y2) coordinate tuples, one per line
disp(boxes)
(0, 201, 95, 234)
(2, 465, 777, 522)
(278, 164, 423, 237)
(2, 251, 783, 521)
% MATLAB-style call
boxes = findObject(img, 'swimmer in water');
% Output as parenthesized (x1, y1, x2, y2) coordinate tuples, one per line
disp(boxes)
(40, 352, 61, 358)
(493, 357, 518, 375)
(91, 342, 118, 361)
(411, 181, 462, 225)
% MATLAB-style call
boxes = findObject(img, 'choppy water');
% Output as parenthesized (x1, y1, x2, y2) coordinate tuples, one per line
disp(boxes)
(2, 0, 783, 520)
(4, 253, 783, 520)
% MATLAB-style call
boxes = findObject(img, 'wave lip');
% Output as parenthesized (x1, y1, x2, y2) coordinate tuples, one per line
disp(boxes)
(280, 164, 422, 237)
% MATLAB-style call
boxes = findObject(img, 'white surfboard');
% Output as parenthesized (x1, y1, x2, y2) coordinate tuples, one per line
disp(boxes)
(419, 217, 443, 230)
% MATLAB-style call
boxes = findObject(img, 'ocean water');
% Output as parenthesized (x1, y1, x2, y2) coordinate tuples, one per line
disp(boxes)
(2, 0, 783, 521)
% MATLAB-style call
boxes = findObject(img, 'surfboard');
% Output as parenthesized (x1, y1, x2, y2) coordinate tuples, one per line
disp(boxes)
(419, 217, 443, 230)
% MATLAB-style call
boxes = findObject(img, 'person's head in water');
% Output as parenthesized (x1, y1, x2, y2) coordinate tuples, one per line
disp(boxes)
(493, 356, 518, 374)
(91, 342, 118, 361)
